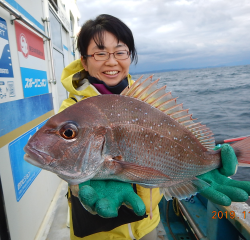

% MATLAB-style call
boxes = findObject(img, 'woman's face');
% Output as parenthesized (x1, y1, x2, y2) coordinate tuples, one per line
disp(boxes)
(81, 31, 131, 86)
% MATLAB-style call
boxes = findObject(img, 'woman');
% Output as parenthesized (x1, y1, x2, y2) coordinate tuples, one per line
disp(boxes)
(60, 14, 161, 240)
(59, 14, 250, 240)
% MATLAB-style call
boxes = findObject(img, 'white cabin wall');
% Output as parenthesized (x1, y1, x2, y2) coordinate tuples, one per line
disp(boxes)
(0, 1, 81, 239)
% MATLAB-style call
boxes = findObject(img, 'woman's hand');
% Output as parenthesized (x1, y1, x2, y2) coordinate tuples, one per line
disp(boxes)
(78, 180, 146, 218)
(197, 144, 250, 206)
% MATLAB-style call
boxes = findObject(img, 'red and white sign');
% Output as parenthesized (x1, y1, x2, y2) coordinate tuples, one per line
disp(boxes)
(15, 21, 45, 61)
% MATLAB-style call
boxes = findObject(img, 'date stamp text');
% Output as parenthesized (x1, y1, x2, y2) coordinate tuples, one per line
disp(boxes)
(212, 211, 250, 219)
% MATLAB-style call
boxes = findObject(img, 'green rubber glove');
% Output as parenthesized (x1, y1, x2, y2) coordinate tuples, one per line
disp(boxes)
(78, 180, 146, 218)
(197, 144, 250, 206)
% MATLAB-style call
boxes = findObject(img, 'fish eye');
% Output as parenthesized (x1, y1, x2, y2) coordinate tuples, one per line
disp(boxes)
(59, 123, 78, 139)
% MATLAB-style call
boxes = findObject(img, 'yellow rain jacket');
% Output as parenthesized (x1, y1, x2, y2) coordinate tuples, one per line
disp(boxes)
(60, 59, 163, 240)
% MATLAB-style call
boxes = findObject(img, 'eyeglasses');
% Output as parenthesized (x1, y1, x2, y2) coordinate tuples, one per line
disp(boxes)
(84, 50, 130, 61)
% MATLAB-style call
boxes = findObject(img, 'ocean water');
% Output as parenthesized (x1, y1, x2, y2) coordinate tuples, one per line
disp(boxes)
(132, 64, 250, 183)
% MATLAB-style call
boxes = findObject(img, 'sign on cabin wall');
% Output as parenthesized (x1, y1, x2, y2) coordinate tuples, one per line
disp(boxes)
(0, 17, 15, 103)
(14, 21, 49, 98)
(8, 120, 47, 202)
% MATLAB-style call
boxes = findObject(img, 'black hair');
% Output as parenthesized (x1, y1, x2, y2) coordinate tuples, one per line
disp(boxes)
(77, 14, 138, 64)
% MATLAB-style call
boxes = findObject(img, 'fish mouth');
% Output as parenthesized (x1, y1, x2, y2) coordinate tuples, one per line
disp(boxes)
(24, 146, 52, 169)
(24, 153, 44, 168)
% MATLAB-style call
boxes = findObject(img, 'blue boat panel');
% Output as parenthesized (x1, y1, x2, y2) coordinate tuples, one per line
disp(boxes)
(159, 199, 194, 239)
(159, 197, 249, 240)
(196, 193, 208, 207)
(0, 93, 53, 137)
(180, 196, 207, 236)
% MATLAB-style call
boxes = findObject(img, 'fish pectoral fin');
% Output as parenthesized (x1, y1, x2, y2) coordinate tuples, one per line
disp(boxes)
(74, 131, 106, 173)
(112, 159, 171, 183)
(160, 177, 210, 201)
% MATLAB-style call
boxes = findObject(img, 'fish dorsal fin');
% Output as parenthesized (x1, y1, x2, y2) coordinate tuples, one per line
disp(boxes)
(121, 76, 215, 150)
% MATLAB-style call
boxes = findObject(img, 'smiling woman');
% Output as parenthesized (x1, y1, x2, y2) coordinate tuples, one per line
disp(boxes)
(58, 14, 161, 240)
(81, 31, 131, 86)
(77, 15, 137, 87)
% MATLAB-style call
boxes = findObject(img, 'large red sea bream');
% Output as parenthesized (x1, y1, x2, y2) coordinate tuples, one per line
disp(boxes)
(24, 76, 250, 201)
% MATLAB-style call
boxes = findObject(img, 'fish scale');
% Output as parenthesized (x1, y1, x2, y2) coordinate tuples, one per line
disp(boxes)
(24, 76, 250, 201)
(98, 95, 213, 154)
(104, 97, 207, 156)
(95, 102, 217, 184)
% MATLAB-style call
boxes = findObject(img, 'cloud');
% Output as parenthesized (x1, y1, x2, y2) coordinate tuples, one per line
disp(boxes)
(76, 0, 250, 72)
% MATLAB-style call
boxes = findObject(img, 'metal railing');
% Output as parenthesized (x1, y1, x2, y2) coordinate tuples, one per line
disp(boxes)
(42, 16, 57, 84)
(0, 0, 50, 40)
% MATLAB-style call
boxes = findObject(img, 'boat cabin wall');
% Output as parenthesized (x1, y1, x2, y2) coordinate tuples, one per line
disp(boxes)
(0, 1, 80, 240)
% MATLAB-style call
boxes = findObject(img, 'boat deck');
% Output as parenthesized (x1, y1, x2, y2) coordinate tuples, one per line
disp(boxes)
(41, 179, 250, 240)
(45, 181, 70, 240)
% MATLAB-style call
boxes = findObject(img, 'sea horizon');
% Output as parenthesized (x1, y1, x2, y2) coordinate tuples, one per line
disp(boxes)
(130, 63, 250, 75)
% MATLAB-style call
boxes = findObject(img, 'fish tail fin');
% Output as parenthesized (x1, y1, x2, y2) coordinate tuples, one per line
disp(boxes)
(231, 136, 250, 166)
(160, 178, 210, 201)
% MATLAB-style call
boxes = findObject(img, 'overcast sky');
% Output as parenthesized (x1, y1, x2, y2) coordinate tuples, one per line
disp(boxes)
(76, 0, 250, 73)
